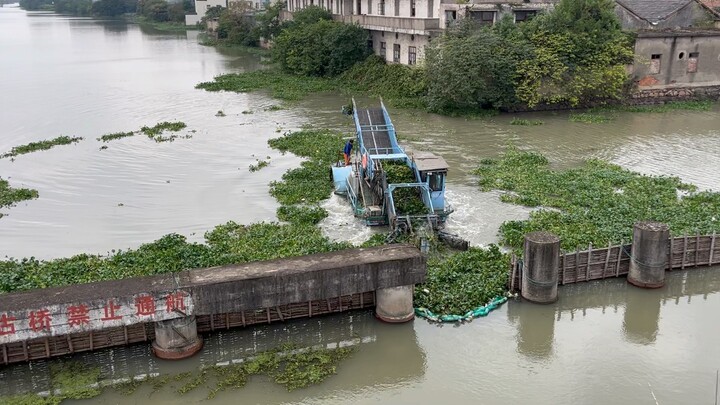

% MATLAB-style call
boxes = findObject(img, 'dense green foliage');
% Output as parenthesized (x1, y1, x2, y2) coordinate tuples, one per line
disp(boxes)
(267, 128, 343, 225)
(415, 246, 509, 315)
(475, 147, 720, 250)
(255, 0, 287, 40)
(383, 160, 427, 216)
(54, 0, 92, 15)
(0, 361, 101, 403)
(272, 15, 370, 77)
(425, 18, 526, 112)
(140, 121, 187, 141)
(425, 0, 633, 111)
(1, 136, 83, 159)
(18, 0, 52, 10)
(339, 56, 427, 109)
(91, 0, 138, 16)
(137, 0, 190, 23)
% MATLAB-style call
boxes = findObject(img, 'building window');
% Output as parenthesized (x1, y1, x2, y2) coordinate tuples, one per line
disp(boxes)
(380, 41, 386, 58)
(393, 43, 400, 63)
(469, 11, 495, 26)
(367, 40, 373, 50)
(514, 10, 536, 22)
(650, 54, 661, 74)
(688, 52, 699, 73)
(378, 0, 384, 15)
(410, 0, 415, 17)
(408, 46, 416, 65)
(445, 10, 457, 27)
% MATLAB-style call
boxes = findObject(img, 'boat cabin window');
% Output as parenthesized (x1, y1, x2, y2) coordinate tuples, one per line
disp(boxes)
(427, 172, 444, 192)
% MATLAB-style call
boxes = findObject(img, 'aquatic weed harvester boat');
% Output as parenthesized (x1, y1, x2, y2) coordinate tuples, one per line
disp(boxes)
(331, 99, 454, 236)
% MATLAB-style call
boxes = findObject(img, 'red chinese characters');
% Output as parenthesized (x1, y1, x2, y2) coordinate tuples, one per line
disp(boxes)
(165, 291, 186, 313)
(67, 305, 90, 327)
(0, 313, 17, 336)
(101, 300, 122, 321)
(135, 295, 156, 316)
(29, 309, 52, 332)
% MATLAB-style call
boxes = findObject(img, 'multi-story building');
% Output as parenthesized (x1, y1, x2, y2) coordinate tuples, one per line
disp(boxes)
(284, 0, 557, 65)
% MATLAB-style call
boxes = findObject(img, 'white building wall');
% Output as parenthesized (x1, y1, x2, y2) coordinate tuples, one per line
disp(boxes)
(370, 30, 429, 64)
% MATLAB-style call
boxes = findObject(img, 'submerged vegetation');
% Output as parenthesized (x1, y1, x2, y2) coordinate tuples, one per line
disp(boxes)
(1, 136, 83, 159)
(2, 344, 355, 402)
(475, 147, 720, 250)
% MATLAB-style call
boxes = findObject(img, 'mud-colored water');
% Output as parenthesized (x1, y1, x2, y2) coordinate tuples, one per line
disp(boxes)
(1, 7, 720, 405)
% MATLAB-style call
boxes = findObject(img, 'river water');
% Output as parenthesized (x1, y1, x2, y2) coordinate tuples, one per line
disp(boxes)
(1, 6, 720, 404)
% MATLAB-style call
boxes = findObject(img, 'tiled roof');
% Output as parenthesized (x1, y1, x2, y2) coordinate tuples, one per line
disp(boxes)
(616, 0, 694, 23)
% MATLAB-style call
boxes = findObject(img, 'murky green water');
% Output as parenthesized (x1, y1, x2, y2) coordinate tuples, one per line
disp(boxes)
(1, 7, 720, 404)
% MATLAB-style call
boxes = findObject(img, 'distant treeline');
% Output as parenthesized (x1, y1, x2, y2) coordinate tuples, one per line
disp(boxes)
(19, 0, 192, 22)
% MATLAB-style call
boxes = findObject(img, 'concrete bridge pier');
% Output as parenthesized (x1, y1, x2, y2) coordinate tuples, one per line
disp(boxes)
(627, 221, 670, 289)
(375, 285, 415, 323)
(521, 231, 560, 304)
(152, 315, 203, 360)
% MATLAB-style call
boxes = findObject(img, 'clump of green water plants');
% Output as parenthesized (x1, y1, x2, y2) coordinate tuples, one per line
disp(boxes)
(591, 100, 713, 114)
(414, 246, 509, 316)
(569, 112, 612, 123)
(140, 121, 187, 138)
(97, 131, 135, 142)
(265, 104, 286, 111)
(249, 159, 270, 172)
(1, 136, 83, 159)
(196, 70, 337, 101)
(0, 221, 351, 293)
(267, 129, 344, 205)
(383, 160, 427, 216)
(277, 205, 328, 226)
(510, 118, 544, 126)
(475, 146, 720, 250)
(1, 177, 39, 216)
(215, 110, 226, 117)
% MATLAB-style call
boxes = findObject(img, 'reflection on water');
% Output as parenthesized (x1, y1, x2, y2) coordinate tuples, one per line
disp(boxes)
(508, 303, 556, 360)
(623, 288, 661, 345)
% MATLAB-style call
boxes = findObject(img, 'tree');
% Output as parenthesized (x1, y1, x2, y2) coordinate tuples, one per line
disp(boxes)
(272, 19, 370, 77)
(291, 5, 331, 25)
(513, 0, 634, 107)
(91, 0, 130, 16)
(424, 18, 528, 112)
(217, 8, 257, 45)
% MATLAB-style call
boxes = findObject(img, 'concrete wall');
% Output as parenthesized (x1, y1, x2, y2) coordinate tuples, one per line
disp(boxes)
(632, 32, 720, 87)
(0, 245, 425, 346)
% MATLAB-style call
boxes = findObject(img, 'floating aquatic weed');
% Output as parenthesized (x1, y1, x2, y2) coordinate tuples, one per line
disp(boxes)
(569, 112, 612, 123)
(97, 131, 134, 142)
(1, 136, 83, 158)
(509, 118, 544, 126)
(475, 146, 720, 251)
(0, 178, 39, 214)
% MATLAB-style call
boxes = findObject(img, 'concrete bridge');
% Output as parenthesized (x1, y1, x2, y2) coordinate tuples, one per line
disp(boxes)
(0, 244, 425, 364)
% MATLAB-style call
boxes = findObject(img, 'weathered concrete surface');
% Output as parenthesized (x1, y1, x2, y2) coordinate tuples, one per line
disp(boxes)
(152, 315, 203, 360)
(628, 222, 670, 288)
(521, 232, 560, 304)
(189, 244, 425, 315)
(375, 285, 414, 323)
(0, 273, 194, 345)
(0, 245, 425, 346)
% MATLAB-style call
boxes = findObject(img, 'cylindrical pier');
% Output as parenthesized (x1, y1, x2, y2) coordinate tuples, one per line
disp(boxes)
(521, 232, 560, 304)
(152, 315, 203, 360)
(627, 221, 670, 289)
(375, 285, 415, 323)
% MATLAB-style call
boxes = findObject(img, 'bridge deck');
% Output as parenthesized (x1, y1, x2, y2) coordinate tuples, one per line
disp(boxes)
(357, 108, 392, 155)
